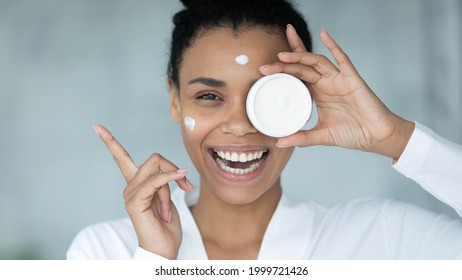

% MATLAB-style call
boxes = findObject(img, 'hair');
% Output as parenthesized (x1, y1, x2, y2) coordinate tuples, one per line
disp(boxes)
(167, 0, 312, 88)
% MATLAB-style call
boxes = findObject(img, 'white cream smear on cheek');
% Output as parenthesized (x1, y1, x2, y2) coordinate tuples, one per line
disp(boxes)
(235, 54, 249, 65)
(184, 116, 196, 131)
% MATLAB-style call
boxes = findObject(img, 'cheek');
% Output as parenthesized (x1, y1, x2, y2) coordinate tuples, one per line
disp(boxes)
(181, 112, 222, 170)
(281, 147, 295, 165)
(184, 116, 196, 131)
(181, 112, 221, 144)
(272, 147, 295, 172)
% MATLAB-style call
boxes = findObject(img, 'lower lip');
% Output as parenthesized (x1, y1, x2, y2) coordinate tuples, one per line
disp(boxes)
(210, 153, 267, 182)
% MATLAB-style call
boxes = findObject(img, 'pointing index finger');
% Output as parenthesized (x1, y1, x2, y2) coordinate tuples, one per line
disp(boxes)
(93, 124, 137, 182)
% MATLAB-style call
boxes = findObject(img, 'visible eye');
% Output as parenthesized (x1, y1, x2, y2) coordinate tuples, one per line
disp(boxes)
(196, 92, 221, 101)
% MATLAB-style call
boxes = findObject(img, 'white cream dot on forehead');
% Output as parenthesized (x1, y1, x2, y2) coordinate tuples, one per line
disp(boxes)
(235, 54, 249, 65)
(184, 116, 196, 131)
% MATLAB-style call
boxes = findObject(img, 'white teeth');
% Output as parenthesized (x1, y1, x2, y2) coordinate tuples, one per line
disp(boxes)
(213, 148, 268, 176)
(214, 149, 267, 163)
(216, 158, 262, 175)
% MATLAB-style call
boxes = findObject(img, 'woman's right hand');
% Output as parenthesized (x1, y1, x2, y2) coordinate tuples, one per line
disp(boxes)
(92, 125, 193, 260)
(260, 25, 414, 161)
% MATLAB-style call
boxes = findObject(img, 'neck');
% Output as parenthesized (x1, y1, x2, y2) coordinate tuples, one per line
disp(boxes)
(190, 179, 282, 259)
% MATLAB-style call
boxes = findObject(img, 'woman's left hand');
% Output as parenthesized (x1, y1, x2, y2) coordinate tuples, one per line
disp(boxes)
(259, 24, 415, 161)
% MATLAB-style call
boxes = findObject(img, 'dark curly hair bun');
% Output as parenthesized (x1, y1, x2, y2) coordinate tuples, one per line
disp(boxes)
(168, 0, 312, 87)
(179, 0, 193, 8)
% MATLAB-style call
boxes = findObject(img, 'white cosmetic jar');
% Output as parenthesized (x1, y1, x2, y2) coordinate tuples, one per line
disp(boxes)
(246, 73, 312, 137)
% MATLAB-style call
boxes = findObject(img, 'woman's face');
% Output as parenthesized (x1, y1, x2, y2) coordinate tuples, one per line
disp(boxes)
(169, 26, 294, 205)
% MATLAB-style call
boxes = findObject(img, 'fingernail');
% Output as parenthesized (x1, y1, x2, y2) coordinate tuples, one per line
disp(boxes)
(259, 65, 271, 71)
(176, 168, 188, 173)
(278, 52, 290, 57)
(276, 141, 288, 148)
(92, 125, 101, 136)
(182, 178, 194, 192)
(167, 210, 172, 223)
(287, 24, 293, 29)
(186, 180, 194, 192)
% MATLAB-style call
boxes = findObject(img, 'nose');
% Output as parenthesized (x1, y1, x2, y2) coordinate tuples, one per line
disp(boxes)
(221, 98, 258, 137)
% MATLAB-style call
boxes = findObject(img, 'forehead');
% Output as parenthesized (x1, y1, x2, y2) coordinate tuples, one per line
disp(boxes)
(179, 27, 290, 84)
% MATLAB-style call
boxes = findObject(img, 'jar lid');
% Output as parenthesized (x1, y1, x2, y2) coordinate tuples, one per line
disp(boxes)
(246, 73, 312, 137)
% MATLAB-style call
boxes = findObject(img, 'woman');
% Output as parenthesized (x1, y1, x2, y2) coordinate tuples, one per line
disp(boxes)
(67, 0, 462, 259)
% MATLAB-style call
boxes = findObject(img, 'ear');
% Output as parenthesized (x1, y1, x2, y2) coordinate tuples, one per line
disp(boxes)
(167, 77, 181, 123)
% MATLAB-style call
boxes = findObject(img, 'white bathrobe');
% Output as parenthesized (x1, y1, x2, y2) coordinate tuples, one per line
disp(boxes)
(67, 123, 462, 259)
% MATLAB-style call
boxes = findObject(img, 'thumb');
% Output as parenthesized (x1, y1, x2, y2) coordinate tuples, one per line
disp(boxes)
(276, 128, 328, 148)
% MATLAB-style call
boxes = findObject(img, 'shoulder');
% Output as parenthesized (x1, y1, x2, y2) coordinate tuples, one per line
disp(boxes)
(285, 195, 414, 233)
(314, 196, 454, 242)
(329, 197, 392, 217)
(322, 197, 431, 225)
(269, 195, 398, 258)
(66, 218, 137, 260)
(282, 194, 394, 222)
(277, 194, 400, 235)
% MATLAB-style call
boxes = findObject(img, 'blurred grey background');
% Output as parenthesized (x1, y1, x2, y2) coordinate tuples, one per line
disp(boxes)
(0, 0, 461, 259)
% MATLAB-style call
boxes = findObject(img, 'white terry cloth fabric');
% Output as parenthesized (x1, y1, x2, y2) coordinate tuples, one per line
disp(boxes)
(392, 123, 462, 216)
(66, 123, 462, 260)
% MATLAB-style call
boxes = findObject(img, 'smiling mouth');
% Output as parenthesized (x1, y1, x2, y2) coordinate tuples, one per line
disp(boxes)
(210, 148, 269, 175)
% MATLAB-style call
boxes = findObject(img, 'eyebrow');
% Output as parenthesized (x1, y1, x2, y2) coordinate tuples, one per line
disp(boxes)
(188, 77, 227, 88)
(187, 77, 261, 88)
